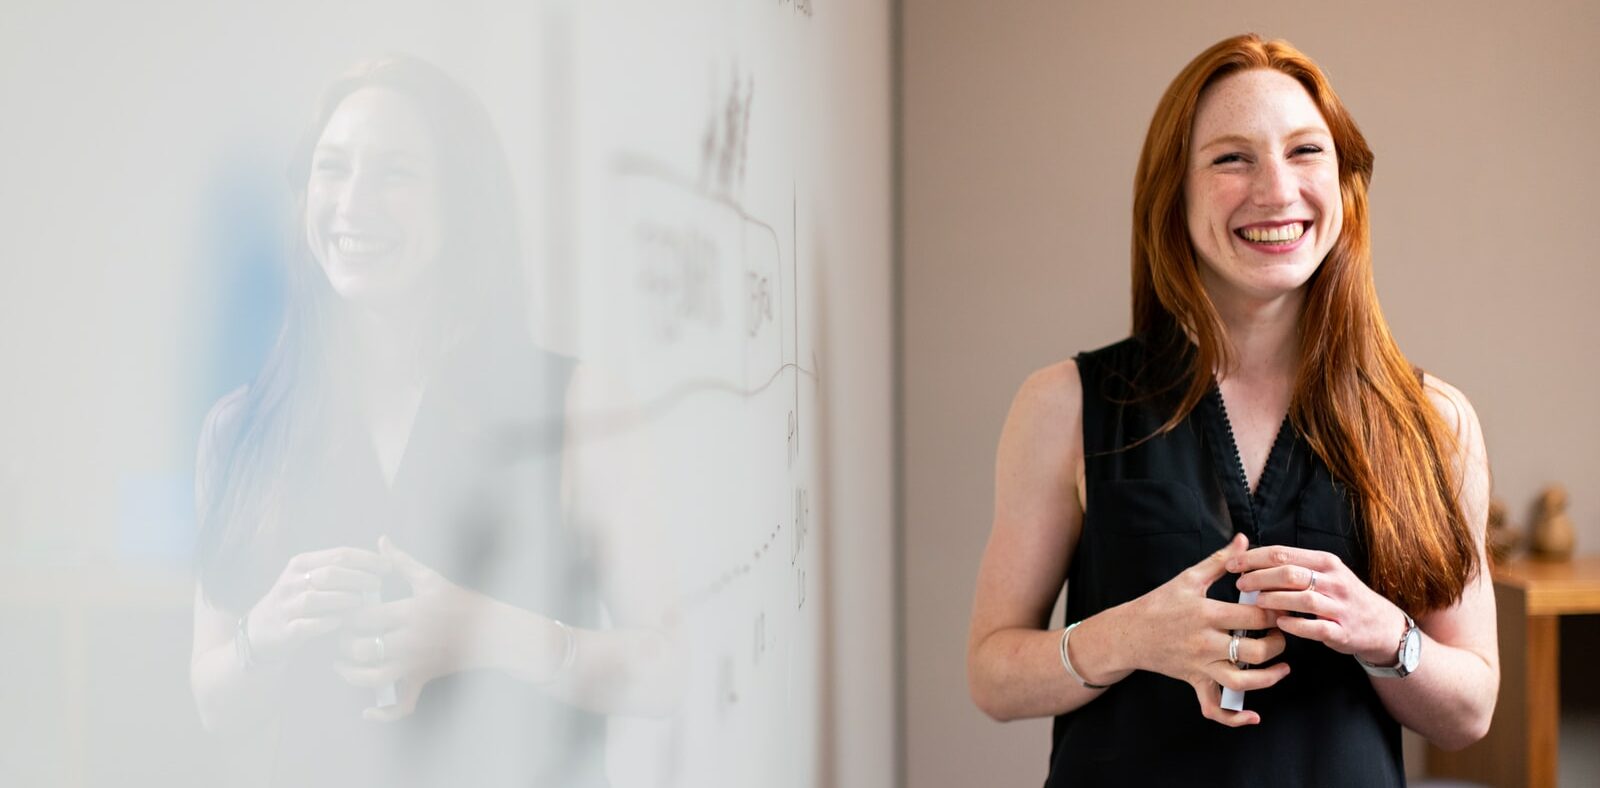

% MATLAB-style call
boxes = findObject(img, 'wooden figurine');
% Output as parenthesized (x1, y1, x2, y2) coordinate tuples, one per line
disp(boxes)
(1529, 484, 1576, 561)
(1486, 497, 1520, 565)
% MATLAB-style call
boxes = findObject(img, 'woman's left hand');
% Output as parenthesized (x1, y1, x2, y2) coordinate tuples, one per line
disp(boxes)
(1227, 545, 1409, 666)
(336, 536, 497, 721)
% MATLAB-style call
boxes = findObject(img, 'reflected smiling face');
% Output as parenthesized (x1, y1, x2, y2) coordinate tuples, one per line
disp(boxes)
(1184, 69, 1342, 306)
(305, 87, 443, 304)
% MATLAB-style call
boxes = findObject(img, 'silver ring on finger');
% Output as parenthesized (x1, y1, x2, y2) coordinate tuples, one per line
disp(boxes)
(1307, 570, 1317, 593)
(374, 636, 386, 663)
(1228, 633, 1241, 665)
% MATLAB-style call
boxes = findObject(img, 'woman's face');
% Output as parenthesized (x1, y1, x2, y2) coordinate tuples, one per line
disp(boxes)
(1184, 68, 1341, 307)
(305, 87, 443, 305)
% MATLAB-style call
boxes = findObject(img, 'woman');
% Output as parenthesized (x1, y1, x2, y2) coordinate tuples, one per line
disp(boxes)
(188, 57, 672, 787)
(967, 34, 1497, 786)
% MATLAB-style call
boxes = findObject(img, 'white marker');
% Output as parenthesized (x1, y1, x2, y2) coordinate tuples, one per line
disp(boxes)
(364, 590, 398, 709)
(1220, 589, 1260, 712)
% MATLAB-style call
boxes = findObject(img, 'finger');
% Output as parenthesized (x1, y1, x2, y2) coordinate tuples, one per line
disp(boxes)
(1191, 679, 1259, 727)
(1201, 628, 1288, 666)
(1186, 532, 1250, 587)
(1255, 590, 1334, 619)
(1236, 564, 1325, 594)
(344, 600, 411, 633)
(1207, 661, 1292, 693)
(290, 547, 391, 576)
(1238, 630, 1288, 664)
(1204, 599, 1280, 631)
(1224, 545, 1339, 576)
(339, 634, 387, 665)
(364, 680, 421, 723)
(1275, 614, 1354, 652)
(335, 660, 405, 688)
(379, 536, 438, 584)
(282, 616, 342, 642)
(308, 565, 384, 594)
(295, 590, 367, 618)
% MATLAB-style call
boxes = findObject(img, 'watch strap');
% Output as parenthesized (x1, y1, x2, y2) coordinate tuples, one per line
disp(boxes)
(1356, 611, 1417, 678)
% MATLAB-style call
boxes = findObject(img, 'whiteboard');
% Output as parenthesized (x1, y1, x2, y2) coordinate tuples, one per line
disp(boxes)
(0, 1, 894, 786)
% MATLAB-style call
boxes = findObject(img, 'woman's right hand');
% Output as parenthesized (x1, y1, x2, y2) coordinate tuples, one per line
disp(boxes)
(244, 546, 390, 665)
(1123, 532, 1291, 726)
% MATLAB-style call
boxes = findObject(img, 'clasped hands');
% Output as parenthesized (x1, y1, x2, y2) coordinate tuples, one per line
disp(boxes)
(243, 536, 506, 722)
(1125, 533, 1409, 727)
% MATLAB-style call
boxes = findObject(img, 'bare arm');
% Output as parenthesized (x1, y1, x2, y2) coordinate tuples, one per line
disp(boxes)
(188, 389, 288, 733)
(190, 587, 288, 733)
(967, 361, 1099, 720)
(1367, 375, 1498, 749)
(483, 361, 681, 717)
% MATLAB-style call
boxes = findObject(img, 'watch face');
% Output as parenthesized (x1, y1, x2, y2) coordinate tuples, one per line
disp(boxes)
(1401, 629, 1421, 671)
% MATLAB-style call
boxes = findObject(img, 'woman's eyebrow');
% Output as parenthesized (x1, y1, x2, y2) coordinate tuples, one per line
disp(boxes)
(1196, 127, 1331, 151)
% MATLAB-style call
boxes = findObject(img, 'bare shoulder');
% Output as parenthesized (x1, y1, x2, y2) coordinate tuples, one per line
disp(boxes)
(998, 359, 1084, 486)
(1420, 372, 1482, 446)
(1011, 358, 1083, 431)
(1420, 372, 1490, 526)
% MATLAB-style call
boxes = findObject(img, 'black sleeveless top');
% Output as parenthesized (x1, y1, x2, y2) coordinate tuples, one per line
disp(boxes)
(1045, 334, 1405, 787)
(203, 336, 607, 787)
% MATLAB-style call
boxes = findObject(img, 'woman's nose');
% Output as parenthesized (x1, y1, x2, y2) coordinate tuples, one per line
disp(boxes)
(1250, 158, 1298, 208)
(335, 167, 385, 220)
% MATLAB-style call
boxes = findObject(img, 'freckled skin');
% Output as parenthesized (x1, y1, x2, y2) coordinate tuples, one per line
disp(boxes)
(1185, 69, 1343, 308)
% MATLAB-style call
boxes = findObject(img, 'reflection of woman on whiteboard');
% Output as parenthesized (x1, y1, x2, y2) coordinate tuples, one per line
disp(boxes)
(967, 35, 1496, 785)
(188, 56, 673, 787)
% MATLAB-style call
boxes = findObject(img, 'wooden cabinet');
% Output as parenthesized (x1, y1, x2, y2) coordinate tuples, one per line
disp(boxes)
(1428, 556, 1600, 787)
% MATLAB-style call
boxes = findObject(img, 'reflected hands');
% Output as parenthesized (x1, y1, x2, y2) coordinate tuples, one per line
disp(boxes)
(247, 547, 389, 664)
(336, 535, 496, 722)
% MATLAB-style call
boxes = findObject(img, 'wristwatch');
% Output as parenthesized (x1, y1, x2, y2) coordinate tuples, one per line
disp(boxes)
(1357, 611, 1420, 678)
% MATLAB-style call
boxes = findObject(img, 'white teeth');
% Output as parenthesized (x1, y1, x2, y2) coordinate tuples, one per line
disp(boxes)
(336, 235, 395, 255)
(1239, 223, 1305, 244)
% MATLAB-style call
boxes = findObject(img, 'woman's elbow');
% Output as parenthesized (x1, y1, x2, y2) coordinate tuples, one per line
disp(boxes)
(1429, 695, 1497, 752)
(966, 654, 1018, 722)
(968, 682, 1014, 723)
(1429, 717, 1490, 752)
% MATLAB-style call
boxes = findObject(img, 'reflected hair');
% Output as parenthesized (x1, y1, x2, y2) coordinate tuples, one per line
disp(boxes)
(1130, 34, 1476, 614)
(196, 56, 527, 608)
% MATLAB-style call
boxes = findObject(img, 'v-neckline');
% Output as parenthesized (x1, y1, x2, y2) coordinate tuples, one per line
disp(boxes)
(1203, 383, 1295, 534)
(369, 382, 430, 490)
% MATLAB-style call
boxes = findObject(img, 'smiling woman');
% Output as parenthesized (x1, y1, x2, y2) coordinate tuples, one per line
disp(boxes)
(966, 34, 1497, 787)
(187, 56, 674, 788)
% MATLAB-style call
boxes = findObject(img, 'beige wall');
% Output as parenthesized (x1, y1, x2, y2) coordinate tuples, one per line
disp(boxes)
(901, 1, 1600, 785)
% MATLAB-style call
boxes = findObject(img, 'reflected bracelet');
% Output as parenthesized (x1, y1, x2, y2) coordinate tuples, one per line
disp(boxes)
(1059, 620, 1112, 690)
(536, 618, 578, 685)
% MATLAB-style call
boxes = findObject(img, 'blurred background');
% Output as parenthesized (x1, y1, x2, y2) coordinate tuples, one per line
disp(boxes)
(2, 0, 1597, 786)
(0, 1, 892, 786)
(902, 2, 1600, 787)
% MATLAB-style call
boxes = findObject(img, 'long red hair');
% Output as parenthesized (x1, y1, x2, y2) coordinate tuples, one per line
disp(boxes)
(1131, 34, 1476, 614)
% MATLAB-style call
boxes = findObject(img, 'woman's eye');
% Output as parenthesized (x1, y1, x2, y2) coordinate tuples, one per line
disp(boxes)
(1292, 145, 1324, 156)
(1212, 153, 1245, 166)
(312, 159, 349, 175)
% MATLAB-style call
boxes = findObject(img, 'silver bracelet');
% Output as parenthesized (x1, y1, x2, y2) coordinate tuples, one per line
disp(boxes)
(234, 613, 266, 671)
(1059, 620, 1112, 690)
(536, 618, 578, 685)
